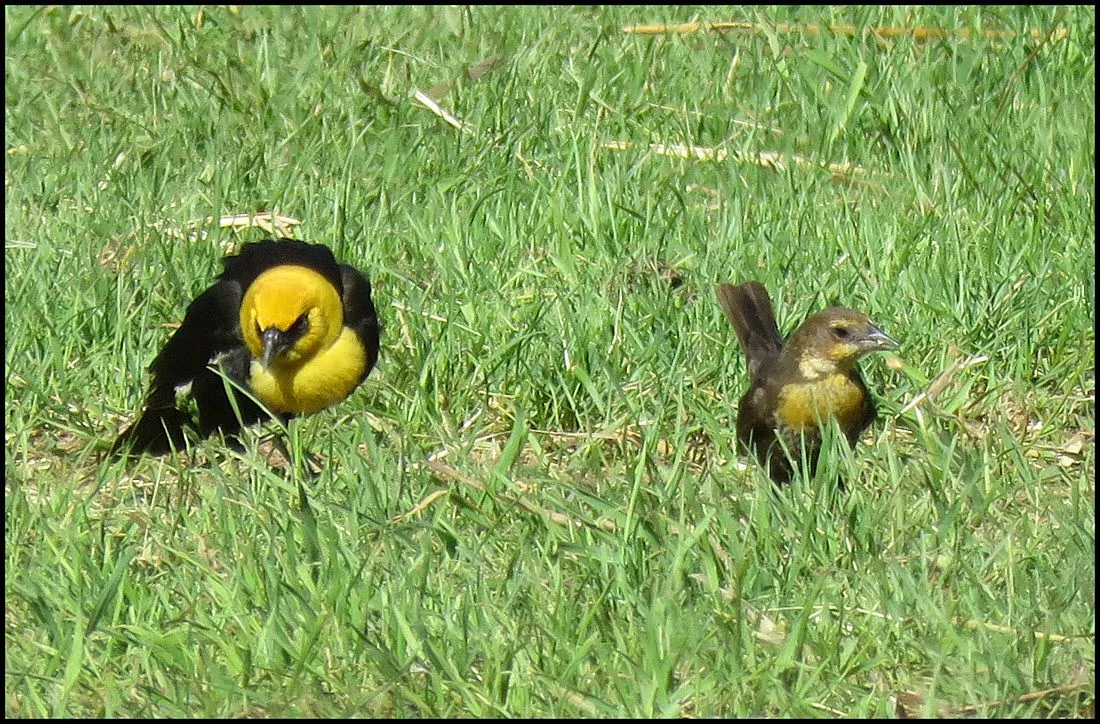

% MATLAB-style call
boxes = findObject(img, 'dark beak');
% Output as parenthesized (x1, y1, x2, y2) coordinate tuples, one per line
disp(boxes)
(861, 325, 899, 352)
(261, 327, 291, 368)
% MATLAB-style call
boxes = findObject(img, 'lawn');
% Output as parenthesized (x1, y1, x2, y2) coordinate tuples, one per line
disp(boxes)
(5, 5, 1094, 717)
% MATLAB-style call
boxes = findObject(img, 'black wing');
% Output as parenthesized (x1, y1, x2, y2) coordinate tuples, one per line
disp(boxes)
(339, 264, 380, 384)
(146, 278, 245, 393)
(112, 277, 248, 455)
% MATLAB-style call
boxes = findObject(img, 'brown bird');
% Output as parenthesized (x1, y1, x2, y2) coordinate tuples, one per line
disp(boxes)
(716, 281, 897, 485)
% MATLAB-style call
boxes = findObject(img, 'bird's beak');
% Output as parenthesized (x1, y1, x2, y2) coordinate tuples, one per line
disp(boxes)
(861, 325, 899, 352)
(261, 327, 290, 369)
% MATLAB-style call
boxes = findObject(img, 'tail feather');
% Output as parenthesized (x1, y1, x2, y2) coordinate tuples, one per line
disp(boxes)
(110, 387, 194, 456)
(716, 281, 785, 380)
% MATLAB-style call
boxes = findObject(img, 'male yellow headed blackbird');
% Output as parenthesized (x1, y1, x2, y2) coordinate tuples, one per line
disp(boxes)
(716, 281, 896, 485)
(111, 238, 379, 456)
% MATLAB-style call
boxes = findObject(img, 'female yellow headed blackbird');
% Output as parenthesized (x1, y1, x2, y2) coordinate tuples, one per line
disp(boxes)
(716, 281, 896, 485)
(112, 238, 379, 456)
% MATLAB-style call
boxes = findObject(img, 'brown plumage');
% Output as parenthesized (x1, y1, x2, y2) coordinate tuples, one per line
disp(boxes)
(716, 281, 897, 485)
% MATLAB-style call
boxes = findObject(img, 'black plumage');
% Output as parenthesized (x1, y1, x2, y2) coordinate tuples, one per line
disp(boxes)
(112, 239, 378, 456)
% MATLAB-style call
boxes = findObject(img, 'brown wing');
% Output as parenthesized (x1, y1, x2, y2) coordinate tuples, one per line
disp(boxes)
(735, 379, 803, 485)
(842, 367, 878, 445)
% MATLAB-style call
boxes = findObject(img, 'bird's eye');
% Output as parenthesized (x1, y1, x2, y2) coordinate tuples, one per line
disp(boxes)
(831, 326, 852, 340)
(290, 313, 309, 335)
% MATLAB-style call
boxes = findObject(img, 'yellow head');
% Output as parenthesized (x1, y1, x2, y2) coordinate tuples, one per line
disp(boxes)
(239, 265, 344, 368)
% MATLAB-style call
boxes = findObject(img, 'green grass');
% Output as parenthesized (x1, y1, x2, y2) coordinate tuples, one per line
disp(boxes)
(5, 5, 1094, 717)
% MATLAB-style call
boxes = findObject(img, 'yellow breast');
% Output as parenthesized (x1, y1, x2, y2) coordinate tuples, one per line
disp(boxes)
(775, 373, 865, 432)
(248, 327, 366, 414)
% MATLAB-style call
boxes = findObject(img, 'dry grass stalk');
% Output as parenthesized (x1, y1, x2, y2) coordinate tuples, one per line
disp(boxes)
(143, 211, 301, 244)
(216, 212, 301, 238)
(411, 87, 472, 133)
(423, 459, 618, 532)
(898, 350, 989, 415)
(622, 21, 1068, 44)
(601, 139, 876, 183)
(953, 616, 1076, 643)
(894, 677, 1090, 718)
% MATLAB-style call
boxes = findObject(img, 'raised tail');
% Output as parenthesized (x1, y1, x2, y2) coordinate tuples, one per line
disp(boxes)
(715, 281, 785, 380)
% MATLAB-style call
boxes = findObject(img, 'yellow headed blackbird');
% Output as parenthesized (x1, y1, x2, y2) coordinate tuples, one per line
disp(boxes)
(111, 238, 379, 456)
(716, 281, 896, 485)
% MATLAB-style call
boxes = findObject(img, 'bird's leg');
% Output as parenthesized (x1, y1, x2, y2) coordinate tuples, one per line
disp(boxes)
(268, 428, 323, 481)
